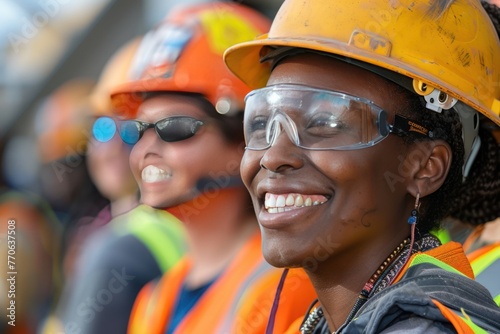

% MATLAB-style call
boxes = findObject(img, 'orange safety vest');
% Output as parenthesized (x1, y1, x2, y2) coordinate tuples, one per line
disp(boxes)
(128, 231, 316, 334)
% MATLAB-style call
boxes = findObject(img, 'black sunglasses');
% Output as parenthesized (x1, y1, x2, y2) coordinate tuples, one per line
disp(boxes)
(117, 116, 205, 145)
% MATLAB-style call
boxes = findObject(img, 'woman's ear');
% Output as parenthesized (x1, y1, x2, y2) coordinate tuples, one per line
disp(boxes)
(406, 140, 452, 197)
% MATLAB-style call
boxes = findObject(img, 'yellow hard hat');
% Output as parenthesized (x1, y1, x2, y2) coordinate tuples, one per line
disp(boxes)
(224, 0, 500, 127)
(89, 37, 142, 117)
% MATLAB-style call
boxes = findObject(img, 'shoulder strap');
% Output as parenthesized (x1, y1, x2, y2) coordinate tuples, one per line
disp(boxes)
(127, 257, 191, 334)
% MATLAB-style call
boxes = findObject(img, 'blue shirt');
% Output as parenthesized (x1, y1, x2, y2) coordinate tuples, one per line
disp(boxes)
(165, 278, 216, 334)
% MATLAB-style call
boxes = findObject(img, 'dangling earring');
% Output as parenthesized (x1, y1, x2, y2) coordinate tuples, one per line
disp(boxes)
(389, 192, 422, 286)
(407, 193, 421, 225)
(406, 193, 420, 261)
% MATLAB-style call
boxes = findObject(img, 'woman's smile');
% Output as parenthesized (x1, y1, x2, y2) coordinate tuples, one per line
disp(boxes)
(264, 192, 329, 213)
(141, 165, 172, 183)
(256, 188, 331, 230)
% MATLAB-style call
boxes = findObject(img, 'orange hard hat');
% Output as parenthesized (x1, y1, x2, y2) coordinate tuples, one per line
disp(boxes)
(110, 1, 271, 119)
(89, 38, 142, 117)
(35, 79, 94, 162)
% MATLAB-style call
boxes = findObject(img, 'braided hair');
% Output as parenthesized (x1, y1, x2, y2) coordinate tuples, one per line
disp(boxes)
(407, 1, 500, 232)
(392, 89, 465, 233)
(445, 1, 500, 226)
(484, 1, 500, 33)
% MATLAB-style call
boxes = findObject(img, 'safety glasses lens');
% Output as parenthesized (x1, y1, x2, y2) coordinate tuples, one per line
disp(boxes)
(92, 117, 117, 142)
(243, 84, 389, 150)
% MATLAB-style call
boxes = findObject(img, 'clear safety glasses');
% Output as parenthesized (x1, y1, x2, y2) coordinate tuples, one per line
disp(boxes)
(92, 116, 205, 145)
(243, 84, 431, 151)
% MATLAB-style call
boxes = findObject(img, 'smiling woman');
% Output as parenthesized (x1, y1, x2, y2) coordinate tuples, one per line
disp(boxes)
(126, 93, 244, 209)
(224, 0, 500, 333)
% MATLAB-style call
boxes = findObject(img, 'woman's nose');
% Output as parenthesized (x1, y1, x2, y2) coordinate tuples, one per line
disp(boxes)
(259, 130, 304, 172)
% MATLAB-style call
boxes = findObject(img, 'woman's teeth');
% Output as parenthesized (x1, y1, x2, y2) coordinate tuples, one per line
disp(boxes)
(264, 193, 327, 213)
(142, 165, 172, 183)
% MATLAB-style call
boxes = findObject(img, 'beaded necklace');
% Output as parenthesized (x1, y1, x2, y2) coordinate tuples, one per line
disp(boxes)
(300, 235, 441, 334)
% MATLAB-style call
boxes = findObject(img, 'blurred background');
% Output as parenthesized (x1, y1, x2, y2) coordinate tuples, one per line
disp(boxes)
(0, 1, 282, 333)
(0, 0, 282, 157)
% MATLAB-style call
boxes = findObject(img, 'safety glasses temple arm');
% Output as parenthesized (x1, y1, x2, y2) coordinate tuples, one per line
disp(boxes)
(390, 114, 435, 139)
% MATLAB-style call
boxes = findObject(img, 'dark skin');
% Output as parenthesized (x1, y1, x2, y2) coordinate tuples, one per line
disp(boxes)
(240, 53, 452, 331)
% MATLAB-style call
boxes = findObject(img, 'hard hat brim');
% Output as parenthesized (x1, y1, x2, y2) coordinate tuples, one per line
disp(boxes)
(110, 79, 213, 119)
(224, 36, 500, 127)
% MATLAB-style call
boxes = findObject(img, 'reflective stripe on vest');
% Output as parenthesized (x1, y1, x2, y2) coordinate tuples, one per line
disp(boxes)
(111, 205, 186, 272)
(406, 253, 490, 333)
(432, 228, 452, 244)
(468, 243, 500, 306)
(407, 253, 464, 275)
(216, 260, 273, 333)
(432, 300, 487, 334)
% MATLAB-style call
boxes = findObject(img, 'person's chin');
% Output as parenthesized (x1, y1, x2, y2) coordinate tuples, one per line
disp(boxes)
(140, 194, 170, 209)
(261, 234, 309, 269)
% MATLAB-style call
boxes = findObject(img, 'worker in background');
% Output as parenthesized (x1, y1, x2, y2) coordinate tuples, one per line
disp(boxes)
(50, 37, 186, 334)
(109, 2, 316, 333)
